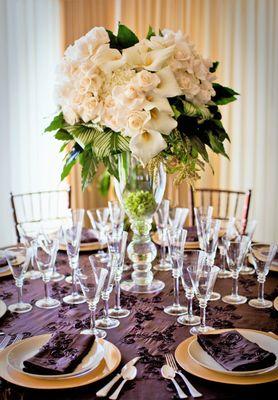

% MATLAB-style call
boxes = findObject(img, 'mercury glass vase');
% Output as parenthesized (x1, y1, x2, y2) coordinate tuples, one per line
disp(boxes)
(114, 153, 166, 294)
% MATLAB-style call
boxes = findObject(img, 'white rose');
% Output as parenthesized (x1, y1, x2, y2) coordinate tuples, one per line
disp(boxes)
(79, 76, 92, 95)
(85, 27, 109, 47)
(193, 58, 209, 80)
(176, 72, 200, 98)
(125, 110, 150, 136)
(79, 96, 102, 123)
(65, 36, 91, 61)
(62, 105, 79, 125)
(133, 70, 160, 92)
(112, 84, 146, 110)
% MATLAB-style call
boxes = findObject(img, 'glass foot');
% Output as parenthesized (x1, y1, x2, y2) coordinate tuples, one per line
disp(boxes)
(96, 317, 120, 329)
(190, 325, 215, 335)
(65, 275, 72, 284)
(177, 315, 200, 326)
(25, 270, 41, 280)
(222, 294, 247, 305)
(35, 298, 60, 309)
(50, 272, 65, 282)
(218, 270, 232, 279)
(123, 264, 132, 272)
(153, 262, 172, 272)
(164, 304, 187, 316)
(240, 266, 255, 275)
(63, 293, 86, 305)
(8, 302, 32, 313)
(209, 292, 221, 301)
(248, 298, 273, 309)
(108, 307, 130, 319)
(121, 279, 165, 294)
(80, 328, 107, 338)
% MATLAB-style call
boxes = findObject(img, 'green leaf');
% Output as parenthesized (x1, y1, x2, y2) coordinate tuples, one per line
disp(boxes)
(210, 61, 219, 73)
(171, 105, 181, 119)
(59, 141, 70, 153)
(212, 83, 239, 105)
(68, 124, 101, 148)
(106, 29, 119, 49)
(61, 144, 83, 180)
(93, 129, 130, 158)
(208, 131, 229, 159)
(45, 112, 65, 132)
(146, 26, 155, 39)
(55, 129, 73, 141)
(117, 23, 139, 48)
(79, 147, 99, 190)
(190, 136, 209, 162)
(98, 170, 111, 196)
(103, 155, 120, 181)
(183, 101, 212, 120)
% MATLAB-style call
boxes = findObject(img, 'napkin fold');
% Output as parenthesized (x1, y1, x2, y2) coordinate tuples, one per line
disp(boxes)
(23, 332, 95, 375)
(197, 330, 276, 372)
(81, 228, 98, 244)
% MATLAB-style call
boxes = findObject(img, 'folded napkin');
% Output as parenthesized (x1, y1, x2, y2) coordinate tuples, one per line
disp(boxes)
(81, 228, 98, 244)
(186, 226, 198, 242)
(0, 257, 7, 268)
(197, 330, 276, 372)
(23, 332, 95, 375)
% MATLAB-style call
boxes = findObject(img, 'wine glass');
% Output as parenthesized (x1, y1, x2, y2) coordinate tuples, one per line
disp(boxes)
(164, 228, 188, 316)
(77, 263, 108, 338)
(87, 208, 110, 260)
(188, 263, 219, 335)
(168, 207, 189, 229)
(40, 222, 64, 282)
(108, 201, 125, 230)
(32, 237, 61, 309)
(4, 246, 33, 313)
(238, 220, 258, 275)
(62, 209, 86, 305)
(222, 236, 250, 304)
(194, 206, 213, 251)
(108, 231, 130, 318)
(217, 218, 236, 279)
(153, 199, 171, 271)
(17, 224, 42, 280)
(90, 255, 120, 329)
(249, 243, 277, 308)
(178, 250, 206, 326)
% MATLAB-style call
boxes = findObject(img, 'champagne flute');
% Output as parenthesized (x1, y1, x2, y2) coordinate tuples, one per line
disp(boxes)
(17, 224, 42, 280)
(249, 243, 277, 308)
(164, 228, 187, 316)
(87, 208, 110, 260)
(32, 237, 61, 309)
(108, 201, 125, 230)
(217, 218, 236, 279)
(153, 199, 171, 271)
(4, 246, 32, 313)
(40, 222, 64, 282)
(77, 263, 108, 338)
(222, 236, 250, 304)
(188, 263, 219, 335)
(238, 220, 258, 275)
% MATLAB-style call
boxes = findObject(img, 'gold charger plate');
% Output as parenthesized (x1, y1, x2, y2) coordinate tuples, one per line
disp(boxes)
(152, 232, 199, 250)
(59, 242, 107, 252)
(274, 297, 278, 311)
(0, 336, 121, 389)
(0, 268, 12, 278)
(175, 329, 278, 385)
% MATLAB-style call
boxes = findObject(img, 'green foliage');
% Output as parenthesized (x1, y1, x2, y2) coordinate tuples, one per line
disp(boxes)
(79, 146, 99, 191)
(210, 61, 219, 73)
(45, 112, 65, 132)
(117, 23, 139, 48)
(98, 170, 111, 197)
(212, 83, 239, 105)
(146, 26, 156, 39)
(123, 190, 157, 219)
(55, 129, 73, 141)
(61, 144, 83, 181)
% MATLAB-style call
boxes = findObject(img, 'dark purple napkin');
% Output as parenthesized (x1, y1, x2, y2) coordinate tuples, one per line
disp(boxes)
(81, 228, 98, 244)
(186, 226, 198, 242)
(197, 330, 276, 372)
(0, 257, 7, 268)
(23, 332, 95, 375)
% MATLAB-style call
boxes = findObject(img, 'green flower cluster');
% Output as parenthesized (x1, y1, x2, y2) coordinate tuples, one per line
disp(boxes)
(124, 190, 157, 219)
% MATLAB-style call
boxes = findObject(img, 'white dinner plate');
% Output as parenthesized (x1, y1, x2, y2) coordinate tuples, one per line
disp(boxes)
(7, 334, 104, 380)
(0, 300, 7, 318)
(188, 330, 278, 376)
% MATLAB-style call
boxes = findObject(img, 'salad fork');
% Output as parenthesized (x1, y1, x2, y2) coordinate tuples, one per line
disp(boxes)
(0, 335, 11, 350)
(166, 353, 202, 398)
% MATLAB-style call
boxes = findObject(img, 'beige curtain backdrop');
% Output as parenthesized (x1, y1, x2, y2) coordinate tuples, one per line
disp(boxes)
(61, 0, 278, 241)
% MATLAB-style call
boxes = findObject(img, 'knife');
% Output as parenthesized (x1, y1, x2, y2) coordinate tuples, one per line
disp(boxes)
(96, 357, 140, 397)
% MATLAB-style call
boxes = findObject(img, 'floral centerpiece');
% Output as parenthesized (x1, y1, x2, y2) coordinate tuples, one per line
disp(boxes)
(46, 24, 238, 293)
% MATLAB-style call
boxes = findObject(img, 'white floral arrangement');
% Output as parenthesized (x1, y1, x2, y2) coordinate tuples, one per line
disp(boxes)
(46, 24, 238, 190)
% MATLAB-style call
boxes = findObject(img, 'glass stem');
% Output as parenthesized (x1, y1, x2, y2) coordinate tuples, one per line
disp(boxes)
(173, 276, 180, 307)
(103, 294, 109, 320)
(44, 279, 49, 300)
(232, 272, 239, 297)
(89, 304, 96, 331)
(220, 248, 226, 272)
(115, 280, 121, 310)
(258, 277, 265, 302)
(72, 268, 78, 296)
(16, 282, 23, 305)
(187, 295, 193, 318)
(200, 302, 207, 329)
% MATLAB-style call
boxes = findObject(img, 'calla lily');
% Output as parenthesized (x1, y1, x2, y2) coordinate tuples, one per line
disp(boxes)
(93, 45, 125, 74)
(154, 66, 182, 97)
(145, 109, 177, 135)
(143, 46, 175, 72)
(144, 93, 173, 115)
(129, 129, 167, 166)
(123, 43, 148, 68)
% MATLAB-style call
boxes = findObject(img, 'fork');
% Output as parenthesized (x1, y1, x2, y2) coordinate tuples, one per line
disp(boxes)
(0, 333, 24, 351)
(166, 353, 202, 398)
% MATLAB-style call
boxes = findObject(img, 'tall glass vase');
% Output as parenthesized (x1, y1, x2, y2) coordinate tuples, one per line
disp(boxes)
(114, 153, 166, 294)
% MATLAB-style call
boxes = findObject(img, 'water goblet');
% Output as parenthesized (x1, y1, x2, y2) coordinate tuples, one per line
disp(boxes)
(90, 255, 120, 329)
(77, 263, 108, 338)
(32, 237, 61, 309)
(17, 224, 42, 280)
(62, 209, 86, 305)
(87, 208, 110, 260)
(164, 228, 188, 316)
(108, 231, 130, 318)
(188, 263, 219, 335)
(217, 218, 236, 279)
(4, 246, 33, 313)
(249, 243, 278, 308)
(238, 219, 258, 275)
(222, 236, 250, 305)
(177, 250, 206, 326)
(153, 199, 171, 271)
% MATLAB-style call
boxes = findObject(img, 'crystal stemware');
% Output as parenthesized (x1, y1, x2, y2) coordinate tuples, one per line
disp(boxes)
(4, 246, 33, 313)
(87, 208, 110, 260)
(153, 199, 171, 271)
(222, 236, 250, 305)
(238, 220, 258, 275)
(108, 231, 130, 318)
(32, 237, 61, 309)
(249, 243, 278, 308)
(108, 201, 125, 230)
(164, 228, 188, 316)
(90, 255, 120, 329)
(62, 209, 86, 305)
(168, 207, 189, 230)
(188, 263, 219, 335)
(77, 263, 108, 338)
(17, 224, 42, 280)
(194, 206, 213, 251)
(217, 218, 236, 279)
(178, 250, 206, 326)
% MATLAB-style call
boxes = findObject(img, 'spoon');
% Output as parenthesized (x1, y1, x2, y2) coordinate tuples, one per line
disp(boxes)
(109, 365, 137, 400)
(161, 364, 187, 399)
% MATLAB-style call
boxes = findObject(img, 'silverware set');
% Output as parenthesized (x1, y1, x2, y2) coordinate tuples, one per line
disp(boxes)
(0, 333, 23, 351)
(161, 353, 202, 399)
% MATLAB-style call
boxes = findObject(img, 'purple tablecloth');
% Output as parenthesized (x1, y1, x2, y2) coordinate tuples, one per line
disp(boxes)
(0, 251, 277, 400)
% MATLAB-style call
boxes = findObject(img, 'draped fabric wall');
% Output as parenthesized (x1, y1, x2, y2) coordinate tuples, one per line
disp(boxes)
(61, 0, 278, 241)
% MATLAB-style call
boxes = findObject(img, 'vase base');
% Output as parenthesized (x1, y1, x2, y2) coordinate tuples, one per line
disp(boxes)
(120, 279, 165, 294)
